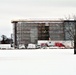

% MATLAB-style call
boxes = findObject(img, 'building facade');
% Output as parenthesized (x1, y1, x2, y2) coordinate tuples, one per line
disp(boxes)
(11, 20, 76, 48)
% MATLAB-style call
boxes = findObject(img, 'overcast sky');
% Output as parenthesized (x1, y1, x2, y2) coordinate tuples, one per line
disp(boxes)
(0, 0, 76, 38)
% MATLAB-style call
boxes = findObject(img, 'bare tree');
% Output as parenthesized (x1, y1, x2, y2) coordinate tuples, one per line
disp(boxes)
(1, 35, 7, 44)
(64, 15, 76, 49)
(1, 35, 12, 44)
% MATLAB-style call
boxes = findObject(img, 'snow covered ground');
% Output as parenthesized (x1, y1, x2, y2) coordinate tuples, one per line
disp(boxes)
(0, 49, 76, 75)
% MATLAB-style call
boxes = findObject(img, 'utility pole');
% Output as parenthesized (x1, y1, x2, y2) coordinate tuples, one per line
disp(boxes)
(74, 20, 76, 54)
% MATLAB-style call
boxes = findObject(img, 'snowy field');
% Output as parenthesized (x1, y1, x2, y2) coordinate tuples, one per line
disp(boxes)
(0, 49, 76, 75)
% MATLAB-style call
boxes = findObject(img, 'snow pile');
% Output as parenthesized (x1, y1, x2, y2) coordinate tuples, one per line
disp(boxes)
(0, 49, 75, 75)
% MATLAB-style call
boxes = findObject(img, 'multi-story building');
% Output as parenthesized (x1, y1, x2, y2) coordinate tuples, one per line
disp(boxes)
(11, 20, 76, 48)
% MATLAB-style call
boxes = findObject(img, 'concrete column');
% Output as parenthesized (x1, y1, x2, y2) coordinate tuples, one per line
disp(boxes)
(14, 22, 17, 49)
(74, 21, 76, 54)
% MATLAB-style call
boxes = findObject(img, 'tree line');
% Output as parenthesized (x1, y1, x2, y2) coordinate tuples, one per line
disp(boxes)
(0, 35, 13, 44)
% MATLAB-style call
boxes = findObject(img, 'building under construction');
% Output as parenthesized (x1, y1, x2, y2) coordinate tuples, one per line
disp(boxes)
(11, 20, 75, 48)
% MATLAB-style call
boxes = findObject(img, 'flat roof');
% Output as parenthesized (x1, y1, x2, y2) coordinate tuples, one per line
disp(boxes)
(11, 19, 64, 23)
(11, 19, 76, 23)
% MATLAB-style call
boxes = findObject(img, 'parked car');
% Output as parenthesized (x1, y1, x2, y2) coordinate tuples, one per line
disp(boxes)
(27, 44, 36, 49)
(36, 45, 41, 49)
(19, 44, 26, 49)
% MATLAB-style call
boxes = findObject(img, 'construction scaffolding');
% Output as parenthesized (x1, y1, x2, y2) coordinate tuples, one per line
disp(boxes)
(11, 20, 75, 48)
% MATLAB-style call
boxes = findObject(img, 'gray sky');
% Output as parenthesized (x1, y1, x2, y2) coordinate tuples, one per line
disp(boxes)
(0, 0, 76, 38)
